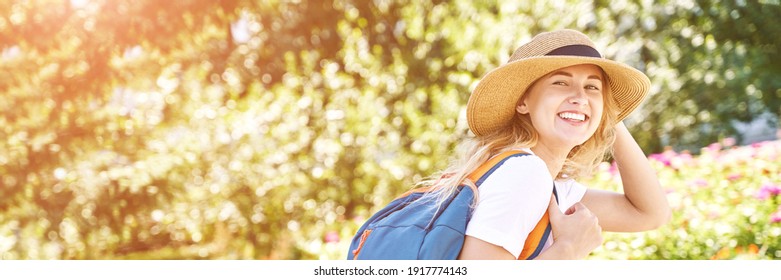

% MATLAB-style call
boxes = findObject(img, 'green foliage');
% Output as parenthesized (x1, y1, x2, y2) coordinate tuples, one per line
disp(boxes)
(597, 0, 781, 152)
(0, 0, 779, 259)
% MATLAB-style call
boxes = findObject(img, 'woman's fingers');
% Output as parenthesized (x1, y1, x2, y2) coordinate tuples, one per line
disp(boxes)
(547, 200, 603, 258)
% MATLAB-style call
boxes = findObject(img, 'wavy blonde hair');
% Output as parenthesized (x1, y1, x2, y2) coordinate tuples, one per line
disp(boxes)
(418, 68, 620, 207)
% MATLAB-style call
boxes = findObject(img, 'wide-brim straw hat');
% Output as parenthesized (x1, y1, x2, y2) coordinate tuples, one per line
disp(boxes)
(467, 29, 650, 137)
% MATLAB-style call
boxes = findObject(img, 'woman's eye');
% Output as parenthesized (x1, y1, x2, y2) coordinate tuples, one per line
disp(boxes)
(586, 85, 601, 90)
(553, 81, 567, 86)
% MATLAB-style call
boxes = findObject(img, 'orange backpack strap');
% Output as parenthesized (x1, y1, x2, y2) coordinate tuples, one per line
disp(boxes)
(465, 150, 528, 186)
(518, 186, 558, 260)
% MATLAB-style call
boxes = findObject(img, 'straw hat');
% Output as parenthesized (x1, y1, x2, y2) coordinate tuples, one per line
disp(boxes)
(466, 29, 650, 137)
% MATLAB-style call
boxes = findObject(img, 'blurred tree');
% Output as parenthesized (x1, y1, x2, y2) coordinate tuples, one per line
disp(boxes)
(0, 0, 246, 259)
(594, 0, 781, 152)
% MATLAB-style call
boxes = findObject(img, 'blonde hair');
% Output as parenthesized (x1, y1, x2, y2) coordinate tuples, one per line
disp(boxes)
(418, 69, 620, 207)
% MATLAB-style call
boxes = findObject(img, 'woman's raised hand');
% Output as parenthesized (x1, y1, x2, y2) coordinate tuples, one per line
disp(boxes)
(546, 195, 603, 259)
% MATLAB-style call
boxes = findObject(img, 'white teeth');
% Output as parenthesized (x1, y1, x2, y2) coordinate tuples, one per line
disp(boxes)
(559, 112, 586, 121)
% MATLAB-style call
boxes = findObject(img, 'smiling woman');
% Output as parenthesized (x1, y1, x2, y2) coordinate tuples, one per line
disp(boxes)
(348, 29, 671, 260)
(459, 30, 671, 259)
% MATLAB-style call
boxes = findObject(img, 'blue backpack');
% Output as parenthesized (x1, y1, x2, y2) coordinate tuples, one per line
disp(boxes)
(347, 150, 557, 260)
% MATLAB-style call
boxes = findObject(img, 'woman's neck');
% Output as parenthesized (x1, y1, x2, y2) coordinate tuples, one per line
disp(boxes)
(530, 144, 571, 179)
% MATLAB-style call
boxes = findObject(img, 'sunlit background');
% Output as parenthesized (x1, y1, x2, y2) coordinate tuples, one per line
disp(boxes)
(1, 0, 780, 259)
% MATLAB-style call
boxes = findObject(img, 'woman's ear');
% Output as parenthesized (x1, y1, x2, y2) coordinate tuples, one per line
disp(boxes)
(516, 103, 529, 114)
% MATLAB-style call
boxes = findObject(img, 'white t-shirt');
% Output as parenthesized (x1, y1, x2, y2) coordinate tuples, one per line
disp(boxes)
(464, 148, 588, 258)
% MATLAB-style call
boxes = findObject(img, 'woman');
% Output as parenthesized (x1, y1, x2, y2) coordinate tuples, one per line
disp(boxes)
(425, 29, 671, 259)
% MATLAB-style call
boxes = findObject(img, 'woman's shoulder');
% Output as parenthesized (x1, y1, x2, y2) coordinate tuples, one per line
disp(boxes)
(481, 151, 551, 183)
(503, 152, 547, 169)
(499, 148, 548, 169)
(472, 150, 555, 210)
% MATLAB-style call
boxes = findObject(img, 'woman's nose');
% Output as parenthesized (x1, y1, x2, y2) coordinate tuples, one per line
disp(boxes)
(568, 89, 588, 105)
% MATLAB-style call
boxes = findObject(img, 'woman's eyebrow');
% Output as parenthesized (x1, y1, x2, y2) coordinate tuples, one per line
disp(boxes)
(549, 71, 603, 81)
(549, 71, 572, 78)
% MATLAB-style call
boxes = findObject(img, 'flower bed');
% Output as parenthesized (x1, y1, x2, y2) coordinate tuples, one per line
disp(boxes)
(586, 139, 781, 259)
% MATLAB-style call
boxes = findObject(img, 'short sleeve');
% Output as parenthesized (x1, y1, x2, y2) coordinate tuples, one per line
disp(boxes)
(553, 179, 588, 211)
(464, 155, 554, 258)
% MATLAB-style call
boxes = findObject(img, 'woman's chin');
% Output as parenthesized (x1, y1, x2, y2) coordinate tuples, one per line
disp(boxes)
(557, 135, 592, 150)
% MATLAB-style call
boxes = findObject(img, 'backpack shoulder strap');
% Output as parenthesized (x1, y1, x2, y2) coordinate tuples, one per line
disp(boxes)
(465, 150, 529, 188)
(518, 185, 558, 260)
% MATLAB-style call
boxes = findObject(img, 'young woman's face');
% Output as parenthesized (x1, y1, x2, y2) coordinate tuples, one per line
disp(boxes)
(516, 64, 605, 149)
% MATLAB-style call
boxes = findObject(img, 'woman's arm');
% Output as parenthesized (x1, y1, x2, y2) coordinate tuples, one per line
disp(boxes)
(458, 236, 515, 260)
(580, 122, 672, 232)
(459, 196, 603, 260)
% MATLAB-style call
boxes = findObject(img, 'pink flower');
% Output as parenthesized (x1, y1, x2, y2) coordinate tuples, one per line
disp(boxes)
(766, 184, 781, 195)
(722, 137, 736, 147)
(751, 141, 766, 148)
(324, 231, 340, 243)
(756, 183, 781, 200)
(649, 153, 671, 167)
(672, 152, 694, 168)
(608, 161, 619, 176)
(707, 143, 722, 152)
(770, 212, 781, 223)
(727, 173, 742, 181)
(756, 190, 771, 200)
(688, 178, 708, 188)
